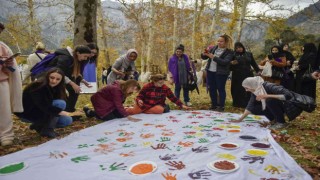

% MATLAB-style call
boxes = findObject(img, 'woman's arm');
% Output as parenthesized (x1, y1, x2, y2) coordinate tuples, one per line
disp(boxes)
(270, 57, 286, 67)
(231, 109, 251, 123)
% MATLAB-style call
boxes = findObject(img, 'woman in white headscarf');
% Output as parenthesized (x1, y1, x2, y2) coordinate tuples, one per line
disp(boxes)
(231, 76, 305, 129)
(107, 49, 138, 85)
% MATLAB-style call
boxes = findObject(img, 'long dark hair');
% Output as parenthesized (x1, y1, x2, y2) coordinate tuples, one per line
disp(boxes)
(269, 45, 284, 59)
(25, 68, 67, 100)
(87, 43, 99, 64)
(72, 45, 91, 78)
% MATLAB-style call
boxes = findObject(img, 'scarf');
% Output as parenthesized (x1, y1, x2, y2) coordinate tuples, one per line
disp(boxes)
(242, 76, 267, 110)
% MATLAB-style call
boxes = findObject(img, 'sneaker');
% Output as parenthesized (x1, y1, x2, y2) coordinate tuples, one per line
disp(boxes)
(209, 106, 217, 111)
(186, 102, 192, 106)
(216, 107, 225, 112)
(270, 123, 287, 130)
(1, 139, 13, 146)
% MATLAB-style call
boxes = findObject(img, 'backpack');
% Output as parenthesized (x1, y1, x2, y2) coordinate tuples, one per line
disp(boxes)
(30, 53, 58, 77)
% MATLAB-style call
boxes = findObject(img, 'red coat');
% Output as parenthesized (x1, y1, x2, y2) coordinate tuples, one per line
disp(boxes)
(91, 82, 128, 118)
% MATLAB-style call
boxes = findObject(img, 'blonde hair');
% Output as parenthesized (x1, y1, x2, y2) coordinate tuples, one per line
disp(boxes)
(219, 34, 233, 49)
(35, 42, 45, 50)
(150, 74, 165, 82)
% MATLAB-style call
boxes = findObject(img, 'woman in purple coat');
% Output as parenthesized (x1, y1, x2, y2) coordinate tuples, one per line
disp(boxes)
(168, 44, 192, 106)
(84, 79, 141, 122)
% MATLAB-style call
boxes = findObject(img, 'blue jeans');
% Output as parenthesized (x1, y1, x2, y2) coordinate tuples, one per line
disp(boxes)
(207, 71, 228, 108)
(174, 83, 190, 103)
(21, 100, 73, 128)
(52, 100, 73, 128)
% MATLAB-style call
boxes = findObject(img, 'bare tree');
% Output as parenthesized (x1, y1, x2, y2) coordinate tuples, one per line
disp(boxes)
(146, 0, 155, 72)
(237, 0, 248, 42)
(97, 0, 111, 66)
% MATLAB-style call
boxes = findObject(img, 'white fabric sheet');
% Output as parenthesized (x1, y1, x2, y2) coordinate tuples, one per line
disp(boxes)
(0, 110, 311, 180)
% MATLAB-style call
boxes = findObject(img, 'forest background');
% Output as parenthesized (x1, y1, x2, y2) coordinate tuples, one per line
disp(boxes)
(0, 0, 319, 178)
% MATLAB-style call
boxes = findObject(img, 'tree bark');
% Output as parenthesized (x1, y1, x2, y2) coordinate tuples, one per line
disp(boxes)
(191, 0, 199, 59)
(146, 0, 155, 72)
(172, 0, 178, 54)
(73, 0, 98, 46)
(237, 0, 248, 42)
(208, 0, 220, 44)
(97, 0, 110, 66)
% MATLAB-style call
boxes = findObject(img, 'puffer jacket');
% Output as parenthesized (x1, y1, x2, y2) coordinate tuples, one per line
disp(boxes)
(246, 82, 303, 121)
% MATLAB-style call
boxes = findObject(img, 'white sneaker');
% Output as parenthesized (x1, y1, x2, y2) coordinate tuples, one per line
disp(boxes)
(186, 102, 192, 106)
(1, 139, 13, 146)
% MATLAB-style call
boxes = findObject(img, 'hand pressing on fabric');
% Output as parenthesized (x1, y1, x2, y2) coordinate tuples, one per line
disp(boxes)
(127, 115, 141, 122)
(182, 105, 192, 110)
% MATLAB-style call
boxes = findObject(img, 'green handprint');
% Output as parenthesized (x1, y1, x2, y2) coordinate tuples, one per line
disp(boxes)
(122, 144, 137, 148)
(71, 155, 90, 163)
(182, 125, 193, 128)
(184, 135, 196, 139)
(160, 137, 171, 142)
(97, 137, 109, 143)
(78, 144, 94, 148)
(199, 125, 212, 128)
(109, 162, 127, 171)
(198, 138, 209, 143)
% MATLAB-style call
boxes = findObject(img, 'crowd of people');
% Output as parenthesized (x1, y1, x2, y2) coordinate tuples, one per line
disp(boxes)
(1, 20, 319, 146)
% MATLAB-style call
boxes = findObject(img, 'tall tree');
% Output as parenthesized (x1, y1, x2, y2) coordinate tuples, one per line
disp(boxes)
(172, 0, 179, 53)
(191, 0, 199, 59)
(236, 0, 248, 42)
(97, 0, 111, 66)
(146, 0, 155, 72)
(73, 0, 98, 46)
(208, 0, 220, 44)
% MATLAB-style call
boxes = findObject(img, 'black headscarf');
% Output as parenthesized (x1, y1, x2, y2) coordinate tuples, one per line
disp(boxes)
(234, 42, 246, 55)
(268, 45, 284, 61)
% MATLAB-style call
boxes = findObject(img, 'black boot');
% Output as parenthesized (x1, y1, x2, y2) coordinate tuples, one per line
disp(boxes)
(163, 104, 170, 113)
(40, 117, 58, 138)
(30, 123, 42, 133)
(83, 106, 96, 118)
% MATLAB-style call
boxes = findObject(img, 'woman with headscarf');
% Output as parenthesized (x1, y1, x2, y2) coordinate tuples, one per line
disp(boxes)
(260, 46, 287, 85)
(107, 49, 138, 85)
(230, 42, 260, 108)
(294, 43, 317, 99)
(280, 43, 296, 90)
(231, 76, 304, 129)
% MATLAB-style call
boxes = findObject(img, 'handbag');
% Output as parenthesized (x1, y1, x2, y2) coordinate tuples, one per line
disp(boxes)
(261, 61, 272, 77)
(289, 91, 316, 113)
(302, 64, 315, 82)
(271, 66, 285, 79)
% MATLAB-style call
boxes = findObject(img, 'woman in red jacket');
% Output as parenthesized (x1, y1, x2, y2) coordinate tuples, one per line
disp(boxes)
(84, 79, 141, 122)
(126, 74, 190, 115)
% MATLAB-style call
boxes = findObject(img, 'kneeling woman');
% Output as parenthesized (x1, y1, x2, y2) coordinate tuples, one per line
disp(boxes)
(232, 76, 305, 129)
(84, 79, 141, 122)
(16, 68, 72, 138)
(126, 74, 190, 115)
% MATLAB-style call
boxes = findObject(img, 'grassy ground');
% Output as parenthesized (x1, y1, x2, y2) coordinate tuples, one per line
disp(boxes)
(0, 81, 319, 178)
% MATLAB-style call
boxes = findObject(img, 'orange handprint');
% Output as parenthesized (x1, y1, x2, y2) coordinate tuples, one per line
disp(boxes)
(161, 172, 177, 180)
(178, 141, 194, 147)
(140, 133, 155, 139)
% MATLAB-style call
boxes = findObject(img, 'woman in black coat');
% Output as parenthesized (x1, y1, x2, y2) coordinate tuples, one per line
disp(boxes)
(16, 68, 72, 138)
(230, 42, 260, 108)
(231, 76, 308, 130)
(294, 43, 317, 99)
(281, 43, 296, 90)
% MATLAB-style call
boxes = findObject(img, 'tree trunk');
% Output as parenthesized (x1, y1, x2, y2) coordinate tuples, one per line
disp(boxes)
(208, 0, 220, 44)
(27, 0, 37, 44)
(227, 0, 240, 38)
(172, 0, 179, 54)
(146, 0, 155, 72)
(97, 0, 110, 66)
(237, 0, 248, 42)
(191, 0, 199, 59)
(73, 0, 98, 46)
